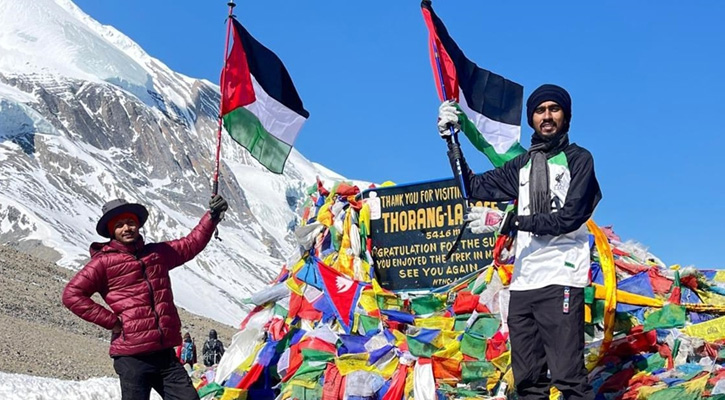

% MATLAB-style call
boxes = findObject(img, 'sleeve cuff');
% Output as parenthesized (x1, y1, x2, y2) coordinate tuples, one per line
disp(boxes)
(513, 215, 529, 232)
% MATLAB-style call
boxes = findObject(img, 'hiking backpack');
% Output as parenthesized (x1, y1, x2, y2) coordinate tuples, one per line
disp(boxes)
(204, 339, 221, 366)
(181, 341, 194, 363)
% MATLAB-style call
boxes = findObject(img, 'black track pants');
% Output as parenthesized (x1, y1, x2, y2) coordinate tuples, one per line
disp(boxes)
(113, 348, 200, 400)
(507, 285, 593, 400)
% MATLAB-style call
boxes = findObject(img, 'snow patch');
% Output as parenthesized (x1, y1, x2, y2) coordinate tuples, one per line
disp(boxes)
(0, 371, 161, 400)
(0, 81, 37, 103)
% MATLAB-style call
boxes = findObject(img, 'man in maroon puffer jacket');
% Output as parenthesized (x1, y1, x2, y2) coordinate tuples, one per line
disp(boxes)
(62, 195, 228, 400)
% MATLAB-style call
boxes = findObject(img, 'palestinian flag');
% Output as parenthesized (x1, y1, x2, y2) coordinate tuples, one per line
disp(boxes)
(421, 1, 525, 168)
(221, 18, 309, 174)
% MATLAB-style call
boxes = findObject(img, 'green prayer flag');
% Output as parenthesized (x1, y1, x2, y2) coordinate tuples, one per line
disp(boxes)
(274, 303, 289, 318)
(407, 336, 439, 358)
(635, 352, 666, 373)
(468, 315, 500, 338)
(197, 382, 224, 398)
(460, 333, 487, 360)
(358, 314, 381, 333)
(455, 314, 472, 332)
(644, 304, 686, 331)
(291, 349, 332, 383)
(330, 226, 341, 251)
(471, 281, 487, 295)
(590, 300, 605, 324)
(376, 294, 403, 311)
(461, 360, 497, 383)
(290, 385, 324, 400)
(411, 294, 446, 315)
(648, 385, 702, 400)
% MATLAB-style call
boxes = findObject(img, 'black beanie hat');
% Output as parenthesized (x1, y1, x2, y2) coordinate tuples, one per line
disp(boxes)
(526, 84, 572, 129)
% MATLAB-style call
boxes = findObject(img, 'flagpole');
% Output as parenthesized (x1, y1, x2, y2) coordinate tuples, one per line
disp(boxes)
(430, 39, 469, 201)
(430, 37, 472, 260)
(212, 0, 237, 197)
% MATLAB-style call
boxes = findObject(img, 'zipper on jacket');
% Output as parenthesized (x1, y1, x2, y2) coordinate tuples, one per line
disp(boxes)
(137, 257, 164, 344)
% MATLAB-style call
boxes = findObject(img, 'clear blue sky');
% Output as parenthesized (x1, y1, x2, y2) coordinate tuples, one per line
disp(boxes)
(74, 0, 725, 269)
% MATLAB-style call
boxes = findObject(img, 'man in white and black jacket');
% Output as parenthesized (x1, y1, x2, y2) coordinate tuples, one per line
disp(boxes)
(437, 84, 601, 400)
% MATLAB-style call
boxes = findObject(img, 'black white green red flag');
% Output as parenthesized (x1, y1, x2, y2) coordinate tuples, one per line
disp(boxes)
(421, 1, 526, 167)
(221, 18, 309, 174)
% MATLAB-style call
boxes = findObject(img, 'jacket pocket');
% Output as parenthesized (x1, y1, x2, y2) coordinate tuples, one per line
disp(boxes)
(111, 316, 126, 342)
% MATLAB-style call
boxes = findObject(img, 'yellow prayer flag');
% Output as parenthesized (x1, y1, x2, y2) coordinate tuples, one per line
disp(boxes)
(373, 355, 400, 380)
(220, 388, 247, 400)
(285, 278, 305, 296)
(415, 316, 454, 331)
(359, 203, 371, 237)
(682, 314, 725, 342)
(404, 365, 415, 399)
(432, 334, 462, 360)
(432, 329, 460, 349)
(637, 384, 668, 399)
(317, 203, 333, 226)
(491, 351, 511, 372)
(237, 342, 264, 373)
(335, 353, 374, 376)
(322, 253, 336, 268)
(391, 329, 407, 348)
(486, 370, 502, 392)
(682, 374, 708, 393)
(287, 378, 320, 390)
(359, 289, 379, 314)
(697, 290, 725, 306)
(714, 270, 725, 283)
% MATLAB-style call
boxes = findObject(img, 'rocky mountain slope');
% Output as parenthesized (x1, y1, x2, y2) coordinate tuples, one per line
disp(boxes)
(0, 244, 237, 380)
(0, 0, 350, 326)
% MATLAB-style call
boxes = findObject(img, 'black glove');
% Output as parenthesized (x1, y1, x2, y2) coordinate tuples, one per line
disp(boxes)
(209, 195, 228, 220)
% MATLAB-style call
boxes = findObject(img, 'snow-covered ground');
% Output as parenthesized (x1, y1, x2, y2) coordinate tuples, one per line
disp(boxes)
(0, 372, 161, 400)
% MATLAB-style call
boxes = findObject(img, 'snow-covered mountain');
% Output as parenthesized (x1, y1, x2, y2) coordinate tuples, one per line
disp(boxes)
(0, 0, 348, 325)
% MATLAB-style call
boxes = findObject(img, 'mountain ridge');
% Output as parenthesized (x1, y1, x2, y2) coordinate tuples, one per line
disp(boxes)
(0, 0, 356, 326)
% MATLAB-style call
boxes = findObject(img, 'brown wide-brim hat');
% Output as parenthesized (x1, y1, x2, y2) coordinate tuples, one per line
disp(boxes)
(96, 199, 149, 238)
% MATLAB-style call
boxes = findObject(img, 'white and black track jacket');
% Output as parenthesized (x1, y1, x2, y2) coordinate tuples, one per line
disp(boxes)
(464, 143, 602, 291)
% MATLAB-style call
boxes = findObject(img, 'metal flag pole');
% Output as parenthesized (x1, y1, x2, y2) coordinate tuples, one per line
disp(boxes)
(430, 38, 471, 260)
(430, 39, 468, 201)
(212, 0, 237, 197)
(210, 1, 236, 241)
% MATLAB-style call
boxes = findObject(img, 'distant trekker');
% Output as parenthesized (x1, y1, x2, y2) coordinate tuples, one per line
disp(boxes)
(176, 332, 197, 368)
(202, 329, 225, 367)
(62, 195, 228, 400)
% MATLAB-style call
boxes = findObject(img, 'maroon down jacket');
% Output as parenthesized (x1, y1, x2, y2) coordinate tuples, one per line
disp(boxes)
(62, 212, 218, 356)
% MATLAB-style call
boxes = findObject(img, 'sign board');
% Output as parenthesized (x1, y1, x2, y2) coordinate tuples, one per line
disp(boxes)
(362, 178, 508, 292)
